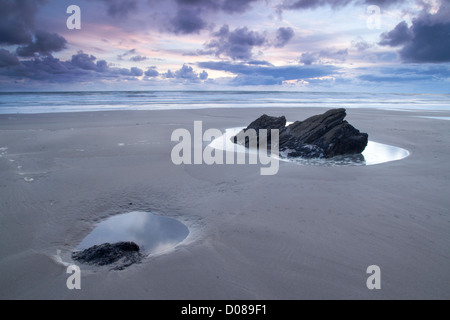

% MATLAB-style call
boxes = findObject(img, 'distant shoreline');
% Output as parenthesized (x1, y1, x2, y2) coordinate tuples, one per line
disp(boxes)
(1, 91, 449, 115)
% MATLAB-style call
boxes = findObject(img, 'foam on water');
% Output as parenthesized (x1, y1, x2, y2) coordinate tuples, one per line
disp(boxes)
(417, 116, 450, 121)
(1, 91, 449, 114)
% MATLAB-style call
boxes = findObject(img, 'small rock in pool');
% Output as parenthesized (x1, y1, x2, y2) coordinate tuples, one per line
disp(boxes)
(72, 241, 142, 270)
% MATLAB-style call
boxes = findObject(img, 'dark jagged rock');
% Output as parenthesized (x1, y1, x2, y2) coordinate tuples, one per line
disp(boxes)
(233, 114, 286, 147)
(232, 108, 368, 158)
(72, 241, 142, 270)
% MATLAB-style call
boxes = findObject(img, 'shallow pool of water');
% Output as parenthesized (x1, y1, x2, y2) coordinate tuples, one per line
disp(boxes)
(208, 127, 409, 166)
(77, 211, 189, 255)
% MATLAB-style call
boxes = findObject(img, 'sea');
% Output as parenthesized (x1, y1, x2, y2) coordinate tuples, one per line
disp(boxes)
(0, 91, 449, 114)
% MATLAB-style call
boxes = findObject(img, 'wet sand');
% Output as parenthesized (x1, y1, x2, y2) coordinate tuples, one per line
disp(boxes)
(0, 107, 449, 299)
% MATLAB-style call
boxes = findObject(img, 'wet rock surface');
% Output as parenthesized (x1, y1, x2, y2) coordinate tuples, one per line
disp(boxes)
(232, 108, 368, 158)
(72, 241, 142, 270)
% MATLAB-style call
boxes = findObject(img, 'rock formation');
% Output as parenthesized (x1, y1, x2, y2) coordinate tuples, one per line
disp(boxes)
(232, 108, 368, 158)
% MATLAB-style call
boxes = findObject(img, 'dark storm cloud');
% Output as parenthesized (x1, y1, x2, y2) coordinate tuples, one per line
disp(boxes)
(16, 31, 67, 57)
(219, 0, 258, 13)
(166, 0, 258, 34)
(0, 49, 20, 67)
(379, 21, 413, 47)
(0, 51, 145, 83)
(96, 0, 138, 18)
(274, 27, 294, 48)
(197, 24, 294, 61)
(70, 52, 100, 71)
(202, 25, 267, 60)
(173, 0, 258, 14)
(169, 7, 208, 34)
(0, 0, 46, 45)
(379, 4, 450, 63)
(198, 60, 338, 85)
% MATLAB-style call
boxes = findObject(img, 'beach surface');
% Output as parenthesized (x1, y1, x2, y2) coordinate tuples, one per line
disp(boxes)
(0, 107, 449, 299)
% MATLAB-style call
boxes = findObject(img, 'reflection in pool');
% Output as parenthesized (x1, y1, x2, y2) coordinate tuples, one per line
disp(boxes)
(208, 127, 409, 166)
(77, 211, 189, 255)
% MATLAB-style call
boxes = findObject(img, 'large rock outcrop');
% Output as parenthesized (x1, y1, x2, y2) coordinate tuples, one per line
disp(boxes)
(72, 241, 142, 270)
(232, 108, 368, 158)
(232, 114, 286, 147)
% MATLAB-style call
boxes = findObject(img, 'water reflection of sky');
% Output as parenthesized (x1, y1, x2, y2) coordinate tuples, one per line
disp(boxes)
(77, 212, 189, 255)
(208, 127, 409, 166)
(416, 116, 450, 121)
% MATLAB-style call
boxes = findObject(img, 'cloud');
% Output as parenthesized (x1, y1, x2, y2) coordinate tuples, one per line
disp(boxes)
(118, 49, 148, 62)
(280, 0, 407, 10)
(145, 67, 159, 77)
(166, 64, 209, 81)
(130, 55, 148, 62)
(352, 38, 372, 51)
(281, 0, 352, 10)
(96, 0, 138, 18)
(219, 0, 259, 13)
(274, 27, 295, 48)
(117, 49, 137, 60)
(166, 0, 259, 34)
(198, 25, 293, 61)
(174, 64, 199, 80)
(173, 0, 258, 14)
(198, 60, 338, 85)
(0, 0, 46, 45)
(378, 21, 413, 47)
(71, 52, 101, 71)
(169, 6, 208, 34)
(199, 70, 208, 80)
(16, 31, 67, 57)
(165, 70, 175, 78)
(0, 49, 20, 67)
(300, 48, 348, 65)
(247, 60, 274, 66)
(379, 4, 450, 63)
(0, 51, 147, 84)
(130, 67, 143, 77)
(201, 25, 267, 60)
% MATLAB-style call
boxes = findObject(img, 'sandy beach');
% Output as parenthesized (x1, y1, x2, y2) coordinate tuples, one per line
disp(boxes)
(0, 107, 449, 300)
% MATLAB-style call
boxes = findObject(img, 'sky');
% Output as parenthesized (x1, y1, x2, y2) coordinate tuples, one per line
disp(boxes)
(0, 0, 449, 92)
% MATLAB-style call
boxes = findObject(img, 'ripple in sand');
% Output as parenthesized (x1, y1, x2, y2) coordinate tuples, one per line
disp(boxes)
(209, 127, 409, 166)
(77, 211, 189, 255)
